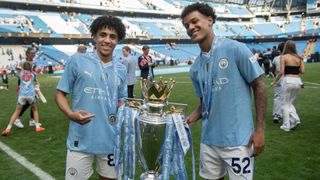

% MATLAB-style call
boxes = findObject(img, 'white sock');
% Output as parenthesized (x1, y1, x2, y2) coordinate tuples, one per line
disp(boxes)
(35, 122, 41, 128)
(6, 125, 12, 130)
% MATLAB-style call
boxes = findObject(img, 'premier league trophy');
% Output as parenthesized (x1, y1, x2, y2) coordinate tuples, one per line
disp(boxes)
(116, 77, 193, 180)
(134, 77, 188, 180)
(136, 77, 174, 179)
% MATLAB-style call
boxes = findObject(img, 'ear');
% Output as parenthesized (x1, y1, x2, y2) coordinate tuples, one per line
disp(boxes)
(208, 16, 213, 27)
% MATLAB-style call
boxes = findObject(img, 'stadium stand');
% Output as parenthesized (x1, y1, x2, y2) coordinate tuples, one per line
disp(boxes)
(0, 0, 319, 70)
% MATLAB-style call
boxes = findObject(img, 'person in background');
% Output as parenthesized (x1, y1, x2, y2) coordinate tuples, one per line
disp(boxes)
(14, 47, 38, 129)
(1, 61, 45, 136)
(2, 70, 8, 90)
(271, 42, 285, 123)
(271, 40, 305, 132)
(263, 49, 272, 77)
(138, 45, 155, 79)
(182, 3, 267, 179)
(122, 46, 136, 98)
(76, 45, 87, 54)
(270, 45, 280, 76)
(256, 50, 264, 67)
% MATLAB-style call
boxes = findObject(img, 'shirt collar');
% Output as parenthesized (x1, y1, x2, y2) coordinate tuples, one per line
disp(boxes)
(90, 51, 116, 65)
(200, 36, 219, 58)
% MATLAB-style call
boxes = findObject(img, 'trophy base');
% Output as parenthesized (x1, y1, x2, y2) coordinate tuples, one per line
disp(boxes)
(140, 171, 161, 180)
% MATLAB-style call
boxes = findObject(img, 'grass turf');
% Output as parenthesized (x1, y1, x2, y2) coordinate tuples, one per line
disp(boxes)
(0, 63, 319, 179)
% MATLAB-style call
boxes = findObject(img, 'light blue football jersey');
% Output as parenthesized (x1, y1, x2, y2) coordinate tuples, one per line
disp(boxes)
(190, 37, 264, 147)
(19, 70, 35, 97)
(57, 52, 127, 154)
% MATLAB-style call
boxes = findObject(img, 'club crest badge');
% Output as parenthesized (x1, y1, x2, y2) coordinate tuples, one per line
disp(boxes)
(67, 168, 78, 177)
(219, 58, 228, 69)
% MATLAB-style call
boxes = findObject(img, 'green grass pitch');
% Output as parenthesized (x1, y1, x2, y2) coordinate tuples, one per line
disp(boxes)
(0, 63, 319, 179)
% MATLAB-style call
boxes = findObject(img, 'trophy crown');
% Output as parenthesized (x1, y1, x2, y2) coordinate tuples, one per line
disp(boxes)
(140, 77, 175, 104)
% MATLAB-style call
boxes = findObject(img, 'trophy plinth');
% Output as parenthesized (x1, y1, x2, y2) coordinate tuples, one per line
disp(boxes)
(136, 78, 175, 180)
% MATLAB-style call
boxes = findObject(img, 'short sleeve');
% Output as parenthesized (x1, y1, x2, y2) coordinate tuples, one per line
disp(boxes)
(235, 42, 264, 83)
(56, 57, 77, 94)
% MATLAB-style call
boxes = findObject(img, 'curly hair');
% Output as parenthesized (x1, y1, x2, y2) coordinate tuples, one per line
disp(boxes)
(180, 2, 216, 24)
(90, 15, 126, 41)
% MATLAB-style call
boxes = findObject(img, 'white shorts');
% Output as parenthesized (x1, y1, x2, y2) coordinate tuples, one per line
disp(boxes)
(17, 96, 35, 105)
(66, 150, 117, 180)
(200, 143, 254, 180)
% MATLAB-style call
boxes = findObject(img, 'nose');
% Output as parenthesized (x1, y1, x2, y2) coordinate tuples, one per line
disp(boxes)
(104, 35, 112, 43)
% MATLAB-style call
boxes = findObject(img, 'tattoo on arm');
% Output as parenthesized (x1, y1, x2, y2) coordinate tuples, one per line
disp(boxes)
(251, 77, 267, 130)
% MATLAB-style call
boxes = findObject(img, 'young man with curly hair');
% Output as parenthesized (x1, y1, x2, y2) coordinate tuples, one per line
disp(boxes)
(55, 15, 127, 180)
(181, 3, 267, 180)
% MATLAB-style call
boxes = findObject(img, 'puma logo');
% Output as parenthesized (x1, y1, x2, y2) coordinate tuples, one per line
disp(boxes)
(84, 71, 92, 78)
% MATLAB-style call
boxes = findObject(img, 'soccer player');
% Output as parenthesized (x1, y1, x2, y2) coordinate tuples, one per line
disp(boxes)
(55, 15, 127, 180)
(181, 3, 267, 180)
(1, 61, 45, 136)
(122, 46, 136, 98)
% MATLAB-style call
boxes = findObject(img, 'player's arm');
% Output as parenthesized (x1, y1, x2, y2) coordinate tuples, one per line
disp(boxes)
(185, 98, 202, 125)
(248, 76, 267, 157)
(55, 90, 95, 124)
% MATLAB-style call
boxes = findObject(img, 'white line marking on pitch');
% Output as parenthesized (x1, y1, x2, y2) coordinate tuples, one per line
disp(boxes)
(0, 141, 55, 180)
(305, 86, 320, 89)
(304, 82, 320, 86)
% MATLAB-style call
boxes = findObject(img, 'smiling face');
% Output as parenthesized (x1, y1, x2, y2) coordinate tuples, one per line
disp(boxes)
(93, 27, 119, 63)
(182, 10, 213, 44)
